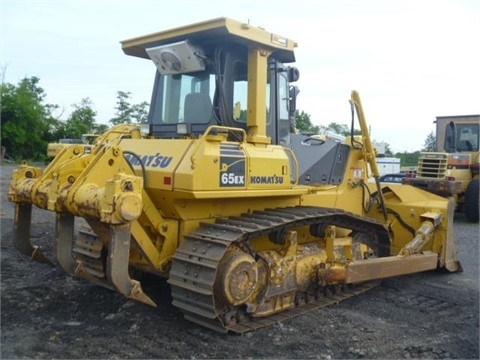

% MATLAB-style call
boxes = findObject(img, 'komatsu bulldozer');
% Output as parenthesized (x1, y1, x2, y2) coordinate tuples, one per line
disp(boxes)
(9, 18, 461, 333)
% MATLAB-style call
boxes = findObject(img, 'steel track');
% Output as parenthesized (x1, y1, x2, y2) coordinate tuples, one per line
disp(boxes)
(168, 206, 388, 333)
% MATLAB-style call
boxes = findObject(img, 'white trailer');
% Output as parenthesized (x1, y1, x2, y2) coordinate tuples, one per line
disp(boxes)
(376, 157, 401, 175)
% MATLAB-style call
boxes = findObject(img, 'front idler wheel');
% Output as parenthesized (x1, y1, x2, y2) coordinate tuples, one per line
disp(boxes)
(217, 249, 258, 306)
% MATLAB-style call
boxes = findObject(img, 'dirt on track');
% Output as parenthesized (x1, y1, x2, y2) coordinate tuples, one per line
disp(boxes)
(1, 164, 479, 359)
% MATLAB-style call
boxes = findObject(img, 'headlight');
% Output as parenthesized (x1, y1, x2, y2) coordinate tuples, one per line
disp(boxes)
(177, 123, 191, 135)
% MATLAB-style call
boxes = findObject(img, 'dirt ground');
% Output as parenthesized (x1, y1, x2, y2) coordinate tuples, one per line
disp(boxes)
(1, 164, 479, 359)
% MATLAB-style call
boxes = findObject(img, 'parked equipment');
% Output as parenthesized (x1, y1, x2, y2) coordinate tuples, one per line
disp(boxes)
(9, 18, 461, 333)
(47, 134, 99, 158)
(403, 115, 479, 222)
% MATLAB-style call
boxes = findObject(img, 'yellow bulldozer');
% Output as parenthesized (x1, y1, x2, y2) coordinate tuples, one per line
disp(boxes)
(9, 18, 461, 333)
(47, 134, 100, 159)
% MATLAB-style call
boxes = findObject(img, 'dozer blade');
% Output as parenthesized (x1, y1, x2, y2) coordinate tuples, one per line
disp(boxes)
(444, 198, 463, 272)
(13, 203, 53, 265)
(106, 224, 156, 307)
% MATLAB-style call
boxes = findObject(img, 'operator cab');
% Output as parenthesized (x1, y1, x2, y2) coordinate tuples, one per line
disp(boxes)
(121, 18, 299, 146)
(147, 43, 298, 145)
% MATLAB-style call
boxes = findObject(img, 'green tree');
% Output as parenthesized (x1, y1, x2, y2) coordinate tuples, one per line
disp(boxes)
(295, 110, 319, 134)
(395, 151, 420, 167)
(94, 123, 110, 134)
(130, 101, 149, 123)
(64, 98, 97, 138)
(422, 131, 437, 152)
(110, 91, 150, 125)
(1, 76, 59, 161)
(110, 91, 133, 125)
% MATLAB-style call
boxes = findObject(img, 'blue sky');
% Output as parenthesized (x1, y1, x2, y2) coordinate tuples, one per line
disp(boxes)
(2, 0, 479, 152)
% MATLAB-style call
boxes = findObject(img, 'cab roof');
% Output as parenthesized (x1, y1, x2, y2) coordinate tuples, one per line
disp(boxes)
(121, 17, 297, 63)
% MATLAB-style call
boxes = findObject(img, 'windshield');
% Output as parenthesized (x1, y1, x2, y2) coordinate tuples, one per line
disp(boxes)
(445, 122, 479, 152)
(81, 135, 98, 144)
(457, 124, 479, 151)
(159, 72, 215, 124)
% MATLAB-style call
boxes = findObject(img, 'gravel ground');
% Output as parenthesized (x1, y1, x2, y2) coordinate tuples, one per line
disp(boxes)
(1, 164, 479, 359)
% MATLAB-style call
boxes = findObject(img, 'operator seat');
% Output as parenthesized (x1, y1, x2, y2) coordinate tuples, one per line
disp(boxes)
(184, 93, 212, 123)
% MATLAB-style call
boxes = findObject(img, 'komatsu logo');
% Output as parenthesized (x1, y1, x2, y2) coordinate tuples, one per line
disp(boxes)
(250, 175, 284, 184)
(124, 153, 173, 168)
